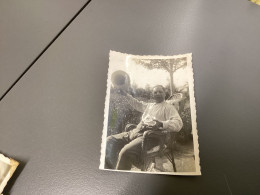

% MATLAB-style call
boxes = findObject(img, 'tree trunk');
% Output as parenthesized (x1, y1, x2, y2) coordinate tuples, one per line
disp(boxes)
(169, 65, 175, 95)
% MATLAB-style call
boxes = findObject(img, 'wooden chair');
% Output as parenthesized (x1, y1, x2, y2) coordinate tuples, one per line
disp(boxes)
(141, 130, 177, 172)
(124, 124, 177, 172)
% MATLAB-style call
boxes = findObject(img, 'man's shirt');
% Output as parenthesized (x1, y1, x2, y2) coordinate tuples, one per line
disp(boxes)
(125, 94, 183, 132)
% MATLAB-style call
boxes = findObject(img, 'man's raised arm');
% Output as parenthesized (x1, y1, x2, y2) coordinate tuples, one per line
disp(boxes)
(119, 89, 148, 113)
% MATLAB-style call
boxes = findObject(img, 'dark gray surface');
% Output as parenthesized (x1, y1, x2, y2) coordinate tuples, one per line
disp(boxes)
(0, 0, 260, 194)
(0, 0, 87, 97)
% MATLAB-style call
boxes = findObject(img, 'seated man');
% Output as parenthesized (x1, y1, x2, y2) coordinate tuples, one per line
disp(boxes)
(105, 85, 183, 170)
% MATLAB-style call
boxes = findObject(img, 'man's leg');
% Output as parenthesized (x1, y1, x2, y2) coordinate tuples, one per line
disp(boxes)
(105, 132, 130, 169)
(115, 136, 143, 170)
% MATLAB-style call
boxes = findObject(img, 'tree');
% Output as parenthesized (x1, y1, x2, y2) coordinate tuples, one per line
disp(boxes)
(144, 84, 151, 99)
(133, 57, 187, 95)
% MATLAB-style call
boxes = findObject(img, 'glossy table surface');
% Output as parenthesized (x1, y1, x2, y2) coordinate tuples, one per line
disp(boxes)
(0, 0, 87, 98)
(1, 0, 260, 194)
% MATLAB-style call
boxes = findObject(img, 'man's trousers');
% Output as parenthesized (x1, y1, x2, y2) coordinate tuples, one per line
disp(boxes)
(105, 131, 143, 170)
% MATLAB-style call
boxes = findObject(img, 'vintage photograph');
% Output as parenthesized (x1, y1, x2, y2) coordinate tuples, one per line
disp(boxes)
(100, 51, 200, 175)
(0, 154, 19, 193)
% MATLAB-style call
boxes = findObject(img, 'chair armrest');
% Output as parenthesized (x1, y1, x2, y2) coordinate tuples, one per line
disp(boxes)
(142, 130, 169, 152)
(143, 130, 170, 139)
(142, 130, 177, 152)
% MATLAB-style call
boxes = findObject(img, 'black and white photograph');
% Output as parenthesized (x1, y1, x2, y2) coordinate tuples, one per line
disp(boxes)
(0, 154, 19, 194)
(100, 51, 200, 175)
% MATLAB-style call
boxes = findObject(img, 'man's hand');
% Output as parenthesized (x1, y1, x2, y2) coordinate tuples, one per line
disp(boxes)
(147, 120, 163, 131)
(153, 120, 163, 129)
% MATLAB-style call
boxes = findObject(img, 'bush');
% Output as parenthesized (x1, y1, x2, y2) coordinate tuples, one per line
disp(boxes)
(107, 91, 144, 136)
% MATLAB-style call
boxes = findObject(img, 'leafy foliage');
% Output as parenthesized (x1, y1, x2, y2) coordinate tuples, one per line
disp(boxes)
(132, 58, 187, 72)
(107, 88, 143, 136)
(132, 57, 187, 95)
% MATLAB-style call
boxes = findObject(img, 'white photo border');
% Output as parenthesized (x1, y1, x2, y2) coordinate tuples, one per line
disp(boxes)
(100, 51, 201, 176)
